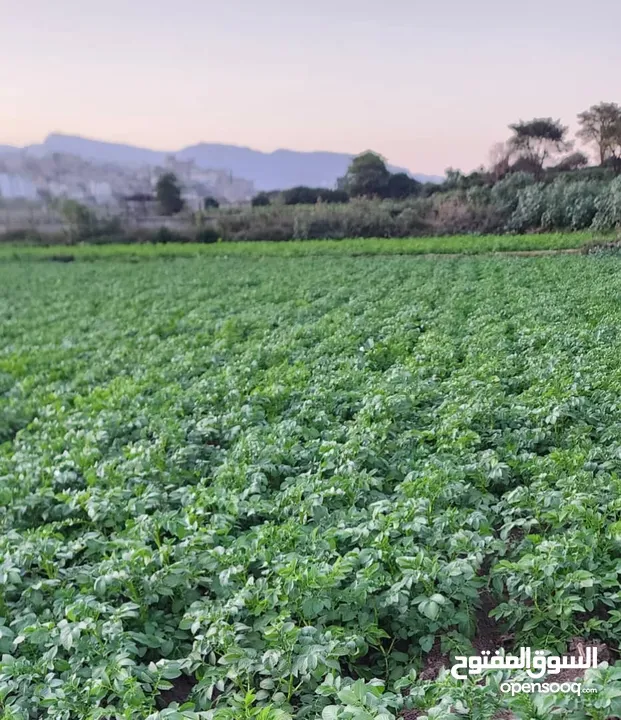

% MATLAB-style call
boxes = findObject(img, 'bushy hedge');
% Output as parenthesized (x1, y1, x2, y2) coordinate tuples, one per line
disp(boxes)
(5, 174, 621, 245)
(225, 175, 621, 239)
(217, 200, 431, 240)
(592, 177, 621, 231)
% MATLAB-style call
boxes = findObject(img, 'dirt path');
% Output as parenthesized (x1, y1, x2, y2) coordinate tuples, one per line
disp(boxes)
(349, 248, 584, 259)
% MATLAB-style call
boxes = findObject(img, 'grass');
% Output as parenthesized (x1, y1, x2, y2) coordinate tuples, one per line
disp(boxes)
(0, 230, 602, 261)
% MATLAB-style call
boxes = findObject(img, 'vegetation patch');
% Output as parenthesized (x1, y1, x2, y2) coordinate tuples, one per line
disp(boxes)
(1, 255, 621, 718)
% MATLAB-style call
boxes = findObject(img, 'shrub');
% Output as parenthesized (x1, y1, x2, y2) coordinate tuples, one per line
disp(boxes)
(282, 186, 322, 205)
(395, 207, 431, 236)
(318, 189, 349, 204)
(554, 151, 589, 172)
(507, 185, 547, 232)
(541, 180, 602, 231)
(385, 173, 422, 199)
(592, 176, 621, 231)
(466, 185, 492, 207)
(490, 172, 536, 218)
(155, 173, 184, 216)
(152, 226, 192, 244)
(0, 229, 46, 244)
(251, 192, 271, 207)
(217, 209, 295, 241)
(280, 187, 350, 206)
(293, 210, 347, 240)
(196, 227, 219, 243)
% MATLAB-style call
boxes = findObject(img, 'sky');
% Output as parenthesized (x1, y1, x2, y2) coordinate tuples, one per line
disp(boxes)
(2, 0, 621, 175)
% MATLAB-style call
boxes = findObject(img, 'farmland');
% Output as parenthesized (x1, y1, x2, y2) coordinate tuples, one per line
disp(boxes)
(2, 253, 621, 719)
(0, 231, 599, 263)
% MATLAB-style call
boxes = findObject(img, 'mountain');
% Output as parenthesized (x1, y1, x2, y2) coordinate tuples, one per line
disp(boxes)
(14, 134, 443, 191)
(176, 143, 443, 190)
(26, 134, 166, 166)
(0, 145, 19, 154)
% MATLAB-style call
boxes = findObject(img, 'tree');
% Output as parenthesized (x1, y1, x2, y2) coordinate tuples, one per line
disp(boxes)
(251, 192, 271, 207)
(577, 102, 621, 166)
(508, 118, 572, 175)
(156, 173, 184, 216)
(339, 151, 391, 198)
(59, 200, 97, 243)
(282, 186, 321, 205)
(318, 189, 349, 204)
(488, 141, 514, 180)
(443, 167, 490, 191)
(444, 168, 465, 188)
(554, 151, 589, 172)
(509, 156, 542, 176)
(204, 196, 220, 209)
(280, 186, 350, 205)
(385, 172, 421, 199)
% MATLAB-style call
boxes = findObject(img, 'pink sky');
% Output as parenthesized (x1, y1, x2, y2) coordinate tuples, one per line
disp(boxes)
(2, 0, 621, 174)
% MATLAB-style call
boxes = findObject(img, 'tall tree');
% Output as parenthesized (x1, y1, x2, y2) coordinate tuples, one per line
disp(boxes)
(577, 102, 621, 166)
(488, 141, 514, 180)
(156, 173, 184, 216)
(508, 118, 572, 175)
(385, 172, 421, 199)
(339, 152, 391, 198)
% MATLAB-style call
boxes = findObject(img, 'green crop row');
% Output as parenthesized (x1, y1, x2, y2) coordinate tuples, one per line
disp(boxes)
(0, 231, 602, 262)
(1, 255, 621, 718)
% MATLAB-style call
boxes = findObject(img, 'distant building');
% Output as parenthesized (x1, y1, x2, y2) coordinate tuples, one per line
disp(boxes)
(0, 151, 255, 207)
(120, 193, 158, 218)
(0, 173, 38, 200)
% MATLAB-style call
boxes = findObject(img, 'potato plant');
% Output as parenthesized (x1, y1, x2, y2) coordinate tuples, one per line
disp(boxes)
(1, 254, 621, 718)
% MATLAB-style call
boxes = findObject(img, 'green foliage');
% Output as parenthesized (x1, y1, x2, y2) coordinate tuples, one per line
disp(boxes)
(508, 118, 572, 173)
(592, 176, 621, 231)
(58, 200, 123, 244)
(489, 172, 536, 217)
(289, 199, 429, 239)
(554, 151, 589, 172)
(317, 189, 350, 205)
(252, 193, 272, 207)
(282, 187, 321, 205)
(59, 199, 97, 236)
(10, 166, 621, 244)
(0, 232, 598, 262)
(505, 179, 604, 233)
(152, 226, 192, 243)
(339, 152, 391, 198)
(2, 254, 621, 717)
(506, 184, 547, 232)
(577, 102, 621, 166)
(156, 173, 185, 216)
(195, 227, 219, 244)
(542, 180, 603, 231)
(385, 173, 421, 199)
(280, 187, 349, 205)
(204, 197, 220, 210)
(338, 154, 421, 201)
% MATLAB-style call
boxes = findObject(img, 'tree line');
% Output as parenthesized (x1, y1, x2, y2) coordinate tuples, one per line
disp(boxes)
(152, 101, 621, 215)
(249, 101, 621, 205)
(448, 102, 621, 189)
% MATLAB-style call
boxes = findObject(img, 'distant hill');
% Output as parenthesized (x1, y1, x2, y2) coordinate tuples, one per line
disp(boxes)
(4, 134, 443, 191)
(175, 143, 444, 190)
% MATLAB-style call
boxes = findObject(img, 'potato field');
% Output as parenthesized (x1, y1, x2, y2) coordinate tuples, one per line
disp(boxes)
(2, 252, 621, 719)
